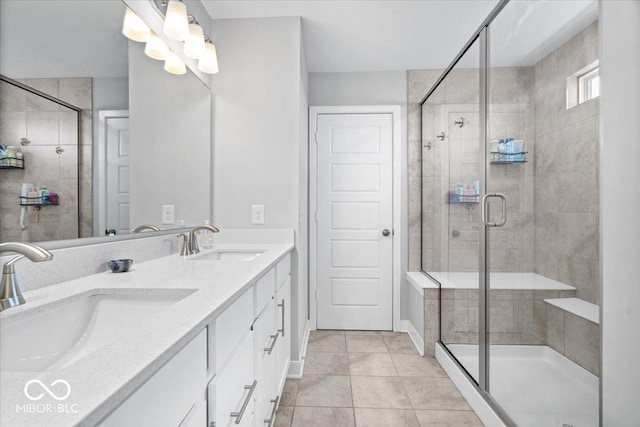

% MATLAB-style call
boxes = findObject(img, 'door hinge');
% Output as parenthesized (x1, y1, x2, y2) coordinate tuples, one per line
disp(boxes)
(314, 211, 318, 222)
(314, 132, 318, 143)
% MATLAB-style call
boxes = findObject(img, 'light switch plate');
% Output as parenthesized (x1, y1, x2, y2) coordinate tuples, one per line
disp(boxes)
(252, 205, 264, 225)
(162, 205, 175, 224)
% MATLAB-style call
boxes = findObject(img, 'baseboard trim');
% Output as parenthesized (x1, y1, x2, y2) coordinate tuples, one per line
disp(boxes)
(435, 343, 506, 427)
(287, 319, 310, 379)
(400, 319, 424, 356)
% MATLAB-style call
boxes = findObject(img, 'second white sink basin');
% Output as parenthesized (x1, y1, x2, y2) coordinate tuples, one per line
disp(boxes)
(0, 292, 189, 372)
(190, 249, 265, 262)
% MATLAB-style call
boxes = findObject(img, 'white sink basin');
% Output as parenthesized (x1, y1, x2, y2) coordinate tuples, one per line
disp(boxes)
(0, 292, 188, 372)
(190, 249, 265, 262)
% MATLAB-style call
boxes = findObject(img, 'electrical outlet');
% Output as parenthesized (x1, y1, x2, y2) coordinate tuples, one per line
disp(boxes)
(161, 205, 175, 224)
(252, 205, 264, 225)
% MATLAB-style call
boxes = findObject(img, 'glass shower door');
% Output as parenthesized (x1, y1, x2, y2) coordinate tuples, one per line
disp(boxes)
(485, 1, 600, 425)
(422, 36, 482, 384)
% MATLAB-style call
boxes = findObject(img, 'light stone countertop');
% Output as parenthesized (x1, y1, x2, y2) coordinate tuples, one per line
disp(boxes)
(0, 242, 293, 427)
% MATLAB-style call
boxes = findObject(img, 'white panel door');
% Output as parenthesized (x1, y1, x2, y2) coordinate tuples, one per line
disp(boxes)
(316, 113, 393, 330)
(105, 117, 130, 235)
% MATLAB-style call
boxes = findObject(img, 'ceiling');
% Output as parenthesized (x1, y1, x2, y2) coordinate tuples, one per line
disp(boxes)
(0, 0, 128, 79)
(202, 0, 499, 72)
(0, 0, 598, 79)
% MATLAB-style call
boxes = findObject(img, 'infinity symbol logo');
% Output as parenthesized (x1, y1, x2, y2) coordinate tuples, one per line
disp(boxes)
(24, 379, 71, 401)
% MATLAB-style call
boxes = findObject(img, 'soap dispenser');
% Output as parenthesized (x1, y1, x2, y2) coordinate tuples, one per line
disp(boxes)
(201, 220, 215, 249)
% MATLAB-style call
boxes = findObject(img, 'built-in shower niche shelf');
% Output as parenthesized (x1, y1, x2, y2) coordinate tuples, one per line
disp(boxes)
(446, 191, 479, 205)
(490, 151, 528, 164)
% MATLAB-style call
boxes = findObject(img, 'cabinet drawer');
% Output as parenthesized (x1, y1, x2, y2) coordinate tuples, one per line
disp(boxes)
(253, 300, 277, 389)
(209, 334, 255, 427)
(276, 253, 291, 290)
(255, 268, 276, 316)
(101, 330, 207, 427)
(255, 371, 278, 427)
(214, 287, 253, 373)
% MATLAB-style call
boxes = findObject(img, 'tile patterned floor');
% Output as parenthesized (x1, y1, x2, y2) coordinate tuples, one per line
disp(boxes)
(275, 330, 484, 426)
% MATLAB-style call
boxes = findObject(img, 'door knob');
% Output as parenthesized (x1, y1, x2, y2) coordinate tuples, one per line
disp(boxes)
(382, 229, 391, 237)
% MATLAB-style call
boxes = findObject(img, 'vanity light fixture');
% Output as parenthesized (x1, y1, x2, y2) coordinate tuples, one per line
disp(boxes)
(122, 7, 151, 42)
(145, 32, 170, 60)
(197, 37, 219, 74)
(164, 51, 187, 75)
(163, 0, 189, 41)
(184, 16, 206, 59)
(123, 2, 219, 75)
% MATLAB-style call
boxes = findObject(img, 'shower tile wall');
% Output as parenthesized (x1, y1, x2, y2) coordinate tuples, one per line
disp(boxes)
(408, 68, 534, 274)
(408, 23, 600, 307)
(408, 70, 441, 272)
(0, 78, 92, 242)
(533, 22, 600, 305)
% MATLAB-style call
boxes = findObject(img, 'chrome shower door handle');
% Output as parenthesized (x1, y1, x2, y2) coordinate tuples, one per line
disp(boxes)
(481, 193, 507, 227)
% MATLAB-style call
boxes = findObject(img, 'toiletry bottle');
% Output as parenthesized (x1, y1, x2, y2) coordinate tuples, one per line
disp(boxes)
(456, 183, 464, 203)
(39, 185, 47, 204)
(472, 180, 481, 203)
(201, 220, 215, 249)
(28, 186, 38, 204)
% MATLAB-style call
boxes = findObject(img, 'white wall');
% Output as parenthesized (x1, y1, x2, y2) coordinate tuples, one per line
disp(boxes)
(211, 16, 309, 363)
(309, 71, 410, 323)
(128, 42, 211, 228)
(600, 1, 640, 424)
(297, 43, 310, 359)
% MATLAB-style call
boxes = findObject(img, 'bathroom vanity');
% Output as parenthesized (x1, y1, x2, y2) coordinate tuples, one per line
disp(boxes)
(0, 239, 293, 427)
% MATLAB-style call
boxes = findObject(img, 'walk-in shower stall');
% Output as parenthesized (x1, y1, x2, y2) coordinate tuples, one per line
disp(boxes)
(413, 1, 600, 425)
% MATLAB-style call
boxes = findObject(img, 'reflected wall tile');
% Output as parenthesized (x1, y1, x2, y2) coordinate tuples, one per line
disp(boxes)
(59, 78, 92, 110)
(26, 111, 59, 146)
(0, 81, 27, 112)
(0, 111, 27, 146)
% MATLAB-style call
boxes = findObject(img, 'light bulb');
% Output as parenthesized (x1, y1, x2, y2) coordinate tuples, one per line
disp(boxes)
(164, 51, 187, 75)
(163, 0, 189, 41)
(122, 8, 151, 42)
(197, 41, 219, 74)
(184, 22, 205, 59)
(145, 32, 170, 60)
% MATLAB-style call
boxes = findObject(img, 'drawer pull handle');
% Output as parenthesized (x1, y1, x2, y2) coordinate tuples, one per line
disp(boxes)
(264, 395, 280, 426)
(230, 380, 257, 424)
(264, 334, 279, 354)
(278, 299, 285, 337)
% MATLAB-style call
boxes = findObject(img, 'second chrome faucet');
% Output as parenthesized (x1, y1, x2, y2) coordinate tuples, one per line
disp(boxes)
(177, 225, 220, 256)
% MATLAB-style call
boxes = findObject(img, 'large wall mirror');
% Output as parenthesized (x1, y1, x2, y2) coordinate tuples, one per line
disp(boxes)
(0, 0, 212, 244)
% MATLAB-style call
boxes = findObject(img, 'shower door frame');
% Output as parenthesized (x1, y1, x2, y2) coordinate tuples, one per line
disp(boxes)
(418, 0, 518, 425)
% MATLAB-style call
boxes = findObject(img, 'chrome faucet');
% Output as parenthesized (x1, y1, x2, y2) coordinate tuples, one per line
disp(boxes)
(132, 224, 160, 233)
(0, 242, 53, 311)
(187, 225, 220, 255)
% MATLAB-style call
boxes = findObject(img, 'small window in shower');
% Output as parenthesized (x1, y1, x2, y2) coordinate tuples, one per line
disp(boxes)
(567, 59, 600, 109)
(579, 66, 600, 102)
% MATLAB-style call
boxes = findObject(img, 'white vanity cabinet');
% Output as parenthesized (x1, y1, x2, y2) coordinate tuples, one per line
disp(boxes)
(100, 329, 208, 427)
(210, 252, 292, 427)
(254, 254, 291, 427)
(99, 252, 292, 427)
